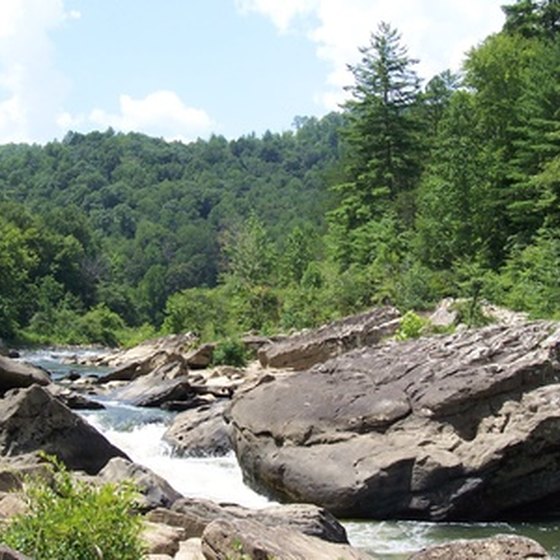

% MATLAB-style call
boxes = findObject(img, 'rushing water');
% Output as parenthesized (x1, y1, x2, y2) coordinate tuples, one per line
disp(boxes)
(21, 349, 560, 558)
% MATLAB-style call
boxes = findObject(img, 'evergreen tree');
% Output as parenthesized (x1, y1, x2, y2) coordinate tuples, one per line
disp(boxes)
(328, 22, 423, 267)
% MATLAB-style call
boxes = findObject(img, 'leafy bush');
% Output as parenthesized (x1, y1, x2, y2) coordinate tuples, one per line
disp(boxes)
(396, 310, 427, 340)
(212, 338, 249, 368)
(0, 457, 145, 560)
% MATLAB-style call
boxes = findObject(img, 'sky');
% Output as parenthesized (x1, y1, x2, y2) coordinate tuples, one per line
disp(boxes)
(0, 0, 507, 145)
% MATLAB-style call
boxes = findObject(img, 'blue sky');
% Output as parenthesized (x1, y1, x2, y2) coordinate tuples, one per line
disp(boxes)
(0, 0, 506, 145)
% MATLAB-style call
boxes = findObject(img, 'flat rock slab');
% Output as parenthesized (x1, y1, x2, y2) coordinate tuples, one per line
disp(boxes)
(257, 306, 400, 370)
(229, 321, 560, 521)
(201, 517, 374, 560)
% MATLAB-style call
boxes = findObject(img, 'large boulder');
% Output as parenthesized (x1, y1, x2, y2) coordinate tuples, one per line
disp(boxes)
(0, 356, 50, 394)
(163, 401, 231, 456)
(201, 517, 373, 560)
(409, 534, 549, 559)
(0, 385, 128, 474)
(257, 306, 400, 370)
(229, 321, 560, 521)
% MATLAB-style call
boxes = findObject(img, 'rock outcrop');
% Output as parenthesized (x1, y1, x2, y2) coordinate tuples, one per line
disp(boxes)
(409, 534, 549, 559)
(257, 306, 401, 370)
(0, 356, 50, 394)
(229, 321, 560, 521)
(0, 385, 128, 474)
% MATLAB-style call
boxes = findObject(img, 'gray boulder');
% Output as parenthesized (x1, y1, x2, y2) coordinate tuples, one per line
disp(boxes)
(0, 355, 50, 394)
(409, 534, 549, 559)
(257, 306, 400, 370)
(111, 365, 193, 408)
(99, 457, 182, 511)
(45, 384, 105, 410)
(229, 321, 560, 521)
(97, 351, 189, 385)
(0, 385, 128, 474)
(163, 401, 231, 456)
(201, 517, 373, 560)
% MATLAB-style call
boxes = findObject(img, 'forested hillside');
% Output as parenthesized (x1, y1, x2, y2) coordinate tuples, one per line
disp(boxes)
(1, 0, 559, 346)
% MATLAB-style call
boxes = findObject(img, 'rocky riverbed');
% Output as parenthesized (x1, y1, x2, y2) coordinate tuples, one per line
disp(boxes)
(0, 304, 558, 558)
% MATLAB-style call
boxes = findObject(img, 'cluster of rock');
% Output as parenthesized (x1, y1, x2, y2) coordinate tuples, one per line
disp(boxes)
(0, 302, 557, 558)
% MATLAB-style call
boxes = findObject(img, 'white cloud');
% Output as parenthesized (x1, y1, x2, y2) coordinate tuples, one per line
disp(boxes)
(234, 0, 317, 33)
(236, 0, 505, 110)
(60, 91, 216, 143)
(0, 0, 70, 143)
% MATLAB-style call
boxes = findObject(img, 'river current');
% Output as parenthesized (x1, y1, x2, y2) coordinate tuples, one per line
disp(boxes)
(22, 349, 560, 559)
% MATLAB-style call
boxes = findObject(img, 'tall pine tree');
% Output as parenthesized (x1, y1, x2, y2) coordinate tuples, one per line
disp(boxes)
(328, 22, 423, 267)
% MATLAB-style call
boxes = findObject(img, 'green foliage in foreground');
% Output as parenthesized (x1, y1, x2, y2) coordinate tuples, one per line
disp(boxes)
(0, 457, 145, 560)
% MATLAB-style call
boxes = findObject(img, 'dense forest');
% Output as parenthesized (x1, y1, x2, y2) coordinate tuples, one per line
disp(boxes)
(1, 0, 559, 346)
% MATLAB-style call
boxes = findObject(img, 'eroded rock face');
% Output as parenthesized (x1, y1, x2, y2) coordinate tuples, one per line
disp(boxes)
(229, 321, 560, 521)
(0, 385, 128, 474)
(257, 306, 401, 370)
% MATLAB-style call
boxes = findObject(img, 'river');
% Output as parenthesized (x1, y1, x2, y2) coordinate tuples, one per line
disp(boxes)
(22, 348, 560, 559)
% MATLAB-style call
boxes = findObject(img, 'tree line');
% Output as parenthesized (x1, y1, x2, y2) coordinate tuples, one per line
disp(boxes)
(1, 0, 559, 345)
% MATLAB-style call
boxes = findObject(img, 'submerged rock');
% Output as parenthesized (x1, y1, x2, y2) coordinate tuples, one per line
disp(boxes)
(229, 321, 560, 521)
(409, 534, 549, 559)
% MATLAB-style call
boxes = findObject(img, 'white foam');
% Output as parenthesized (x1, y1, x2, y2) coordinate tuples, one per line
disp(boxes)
(87, 413, 270, 509)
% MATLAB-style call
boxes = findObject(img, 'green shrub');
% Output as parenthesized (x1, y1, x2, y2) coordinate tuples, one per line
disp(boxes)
(396, 310, 427, 340)
(212, 338, 248, 368)
(0, 457, 145, 560)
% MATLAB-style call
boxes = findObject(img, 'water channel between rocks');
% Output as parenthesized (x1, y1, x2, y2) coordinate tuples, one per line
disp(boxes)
(24, 349, 560, 559)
